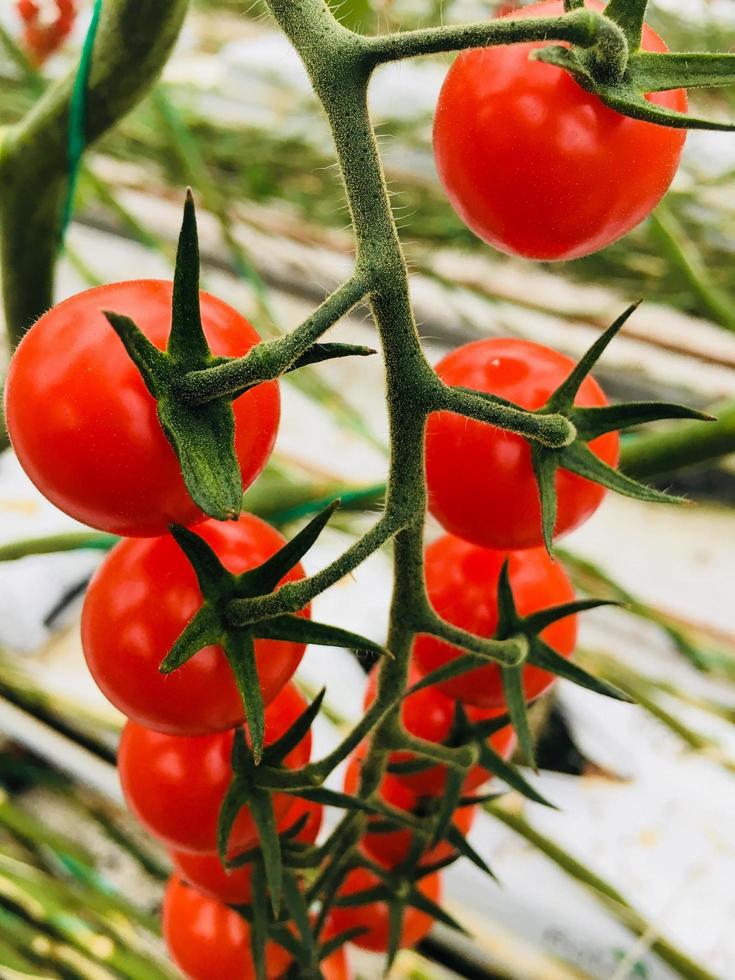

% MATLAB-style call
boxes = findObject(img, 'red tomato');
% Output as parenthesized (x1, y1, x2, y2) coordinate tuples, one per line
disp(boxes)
(162, 876, 291, 980)
(330, 867, 441, 953)
(82, 514, 308, 736)
(363, 663, 515, 795)
(433, 0, 687, 260)
(169, 798, 321, 905)
(344, 752, 477, 869)
(118, 684, 311, 854)
(5, 281, 280, 536)
(426, 338, 619, 549)
(413, 535, 577, 709)
(17, 0, 76, 65)
(320, 943, 351, 980)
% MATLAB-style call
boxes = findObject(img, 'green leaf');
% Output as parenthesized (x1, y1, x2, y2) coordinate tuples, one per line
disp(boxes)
(263, 689, 325, 766)
(530, 638, 633, 702)
(288, 342, 376, 371)
(445, 825, 496, 879)
(169, 523, 233, 599)
(168, 189, 210, 367)
(603, 0, 649, 49)
(258, 615, 385, 654)
(628, 51, 735, 92)
(241, 501, 339, 594)
(531, 446, 559, 555)
(249, 860, 269, 980)
(547, 304, 640, 412)
(224, 633, 265, 764)
(160, 605, 221, 673)
(502, 666, 535, 771)
(522, 598, 620, 635)
(248, 790, 283, 916)
(573, 402, 713, 441)
(476, 742, 555, 808)
(560, 441, 688, 505)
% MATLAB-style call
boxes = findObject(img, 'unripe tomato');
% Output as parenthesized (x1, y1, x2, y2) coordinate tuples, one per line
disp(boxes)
(413, 535, 577, 709)
(162, 876, 292, 980)
(119, 684, 311, 854)
(82, 514, 308, 736)
(5, 281, 280, 536)
(433, 0, 687, 260)
(344, 751, 477, 869)
(330, 867, 441, 953)
(363, 663, 515, 795)
(426, 338, 619, 550)
(169, 798, 322, 905)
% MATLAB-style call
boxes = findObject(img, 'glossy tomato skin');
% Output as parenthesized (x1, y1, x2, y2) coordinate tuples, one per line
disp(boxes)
(433, 0, 688, 261)
(5, 281, 280, 537)
(426, 338, 619, 550)
(119, 684, 311, 854)
(82, 514, 308, 736)
(330, 867, 441, 953)
(363, 663, 515, 795)
(169, 798, 322, 905)
(344, 751, 477, 869)
(163, 876, 291, 980)
(413, 535, 577, 709)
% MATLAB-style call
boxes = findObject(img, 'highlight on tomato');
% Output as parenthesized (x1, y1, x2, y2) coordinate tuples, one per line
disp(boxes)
(363, 663, 515, 795)
(433, 0, 687, 261)
(426, 337, 619, 550)
(82, 514, 308, 736)
(4, 281, 280, 537)
(413, 535, 578, 710)
(330, 867, 441, 953)
(162, 875, 292, 980)
(118, 683, 312, 854)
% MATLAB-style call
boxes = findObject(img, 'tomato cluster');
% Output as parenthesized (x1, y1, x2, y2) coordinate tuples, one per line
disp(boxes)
(16, 0, 76, 65)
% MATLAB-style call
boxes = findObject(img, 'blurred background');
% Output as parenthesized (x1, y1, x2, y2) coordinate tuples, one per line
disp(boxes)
(0, 0, 734, 977)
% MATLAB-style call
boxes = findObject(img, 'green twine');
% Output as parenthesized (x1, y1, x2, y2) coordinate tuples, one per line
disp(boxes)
(60, 0, 104, 246)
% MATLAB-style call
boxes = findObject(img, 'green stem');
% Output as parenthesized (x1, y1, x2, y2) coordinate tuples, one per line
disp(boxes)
(0, 532, 117, 562)
(487, 802, 719, 980)
(0, 0, 190, 342)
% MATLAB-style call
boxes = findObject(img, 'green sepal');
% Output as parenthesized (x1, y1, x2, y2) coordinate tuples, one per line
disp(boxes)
(628, 51, 735, 93)
(248, 790, 283, 917)
(257, 615, 385, 655)
(502, 666, 535, 771)
(408, 653, 484, 695)
(288, 342, 376, 370)
(445, 825, 496, 880)
(169, 524, 233, 598)
(529, 637, 633, 703)
(292, 787, 381, 815)
(263, 689, 325, 766)
(159, 605, 221, 673)
(430, 766, 464, 848)
(531, 444, 558, 555)
(223, 633, 265, 765)
(572, 402, 714, 441)
(282, 872, 313, 962)
(103, 194, 244, 522)
(319, 928, 368, 960)
(559, 441, 687, 505)
(333, 884, 389, 908)
(476, 742, 555, 808)
(217, 775, 250, 861)
(603, 0, 648, 49)
(249, 860, 269, 980)
(408, 889, 468, 936)
(523, 598, 620, 635)
(386, 900, 404, 970)
(457, 791, 504, 808)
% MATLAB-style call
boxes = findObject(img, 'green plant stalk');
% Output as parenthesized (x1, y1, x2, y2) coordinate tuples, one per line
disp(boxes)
(0, 0, 190, 343)
(487, 801, 718, 980)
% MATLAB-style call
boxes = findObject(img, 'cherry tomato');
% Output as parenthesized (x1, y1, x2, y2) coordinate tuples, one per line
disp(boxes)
(119, 684, 311, 854)
(169, 798, 322, 905)
(344, 751, 477, 869)
(426, 338, 619, 549)
(433, 0, 687, 260)
(330, 867, 441, 953)
(413, 535, 577, 709)
(17, 1, 76, 65)
(162, 876, 291, 980)
(363, 663, 515, 795)
(82, 514, 308, 736)
(5, 281, 280, 536)
(320, 943, 351, 980)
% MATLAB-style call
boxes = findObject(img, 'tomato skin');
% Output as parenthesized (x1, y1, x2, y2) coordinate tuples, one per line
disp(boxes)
(433, 0, 687, 261)
(169, 798, 322, 905)
(363, 664, 515, 795)
(320, 943, 351, 980)
(330, 867, 441, 953)
(5, 281, 280, 537)
(82, 514, 308, 736)
(118, 684, 311, 854)
(344, 751, 477, 869)
(413, 535, 577, 709)
(162, 876, 291, 980)
(426, 338, 619, 550)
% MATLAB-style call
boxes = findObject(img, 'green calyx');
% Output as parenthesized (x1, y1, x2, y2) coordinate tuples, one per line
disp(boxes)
(160, 501, 386, 765)
(535, 1, 735, 130)
(105, 192, 375, 522)
(524, 303, 714, 554)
